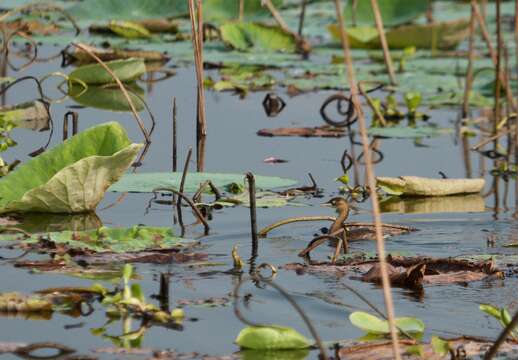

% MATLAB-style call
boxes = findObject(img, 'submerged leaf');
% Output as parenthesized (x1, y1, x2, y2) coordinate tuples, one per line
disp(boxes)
(69, 58, 146, 85)
(0, 122, 143, 213)
(109, 172, 297, 193)
(235, 326, 312, 350)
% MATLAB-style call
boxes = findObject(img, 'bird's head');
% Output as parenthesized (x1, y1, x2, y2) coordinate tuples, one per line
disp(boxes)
(323, 197, 349, 214)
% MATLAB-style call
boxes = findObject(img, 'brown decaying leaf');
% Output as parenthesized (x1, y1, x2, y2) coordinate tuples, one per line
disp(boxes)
(257, 126, 346, 138)
(70, 43, 169, 64)
(284, 255, 504, 288)
(338, 337, 518, 359)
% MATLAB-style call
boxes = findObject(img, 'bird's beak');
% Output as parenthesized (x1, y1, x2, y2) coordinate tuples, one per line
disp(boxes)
(321, 200, 333, 207)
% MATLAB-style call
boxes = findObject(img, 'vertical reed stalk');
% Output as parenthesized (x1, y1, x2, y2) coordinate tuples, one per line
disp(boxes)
(239, 0, 244, 21)
(246, 172, 258, 275)
(370, 0, 397, 85)
(172, 97, 177, 172)
(472, 1, 516, 112)
(333, 1, 401, 359)
(188, 0, 207, 171)
(298, 0, 307, 36)
(463, 3, 477, 118)
(262, 0, 290, 32)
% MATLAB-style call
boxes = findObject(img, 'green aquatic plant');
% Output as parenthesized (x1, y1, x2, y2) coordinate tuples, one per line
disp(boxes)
(349, 311, 425, 338)
(480, 304, 518, 341)
(0, 121, 142, 213)
(235, 325, 312, 350)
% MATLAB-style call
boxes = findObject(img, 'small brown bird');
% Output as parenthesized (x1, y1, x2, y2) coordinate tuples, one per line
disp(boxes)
(325, 197, 350, 234)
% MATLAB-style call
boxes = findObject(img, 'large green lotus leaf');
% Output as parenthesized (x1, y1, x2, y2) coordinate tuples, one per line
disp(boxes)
(235, 326, 312, 350)
(68, 83, 145, 112)
(368, 126, 452, 139)
(384, 19, 470, 50)
(349, 311, 425, 335)
(69, 58, 146, 85)
(204, 0, 283, 22)
(68, 0, 280, 23)
(69, 0, 189, 22)
(110, 173, 297, 193)
(0, 122, 143, 213)
(23, 226, 190, 253)
(328, 19, 470, 49)
(344, 0, 428, 27)
(220, 22, 297, 53)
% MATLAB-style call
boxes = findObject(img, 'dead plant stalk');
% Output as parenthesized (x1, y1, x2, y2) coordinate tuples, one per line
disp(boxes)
(370, 0, 397, 85)
(188, 0, 207, 171)
(333, 1, 402, 359)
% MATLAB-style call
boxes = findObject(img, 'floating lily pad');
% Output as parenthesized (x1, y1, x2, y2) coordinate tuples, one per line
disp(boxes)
(236, 326, 312, 350)
(220, 22, 297, 53)
(329, 18, 470, 49)
(350, 311, 425, 335)
(376, 176, 485, 196)
(109, 173, 297, 193)
(23, 226, 191, 253)
(69, 58, 146, 85)
(0, 122, 143, 213)
(69, 0, 189, 22)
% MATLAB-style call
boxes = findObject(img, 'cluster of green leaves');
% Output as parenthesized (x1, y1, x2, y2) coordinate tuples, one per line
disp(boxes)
(23, 225, 190, 253)
(480, 304, 518, 341)
(97, 264, 184, 323)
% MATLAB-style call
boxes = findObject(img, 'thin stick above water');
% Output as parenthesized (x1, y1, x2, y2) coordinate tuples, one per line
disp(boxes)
(333, 1, 402, 359)
(370, 0, 397, 85)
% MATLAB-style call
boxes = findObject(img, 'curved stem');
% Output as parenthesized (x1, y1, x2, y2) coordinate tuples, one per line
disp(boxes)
(153, 187, 209, 235)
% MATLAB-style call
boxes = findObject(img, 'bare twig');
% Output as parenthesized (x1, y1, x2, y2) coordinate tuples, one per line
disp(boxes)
(370, 0, 397, 85)
(483, 309, 518, 359)
(359, 81, 386, 126)
(333, 1, 401, 358)
(261, 0, 290, 32)
(177, 147, 193, 210)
